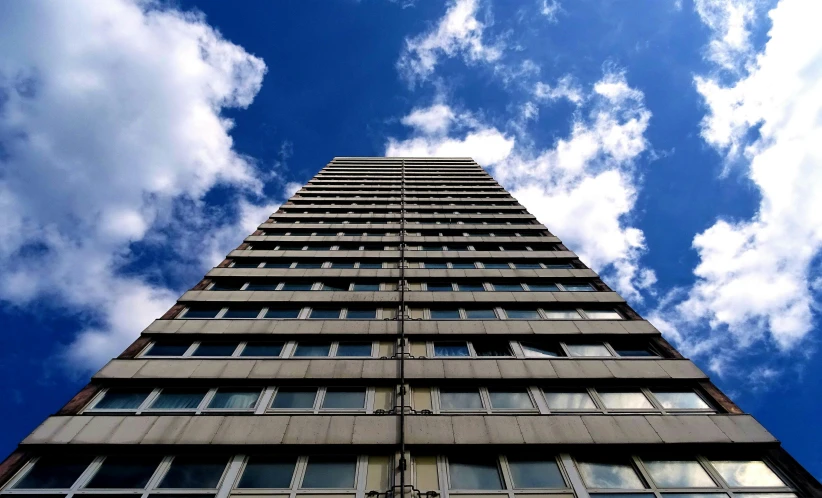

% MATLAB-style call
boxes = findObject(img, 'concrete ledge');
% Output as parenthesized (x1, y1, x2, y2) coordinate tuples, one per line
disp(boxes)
(227, 249, 579, 260)
(22, 414, 772, 447)
(205, 268, 598, 279)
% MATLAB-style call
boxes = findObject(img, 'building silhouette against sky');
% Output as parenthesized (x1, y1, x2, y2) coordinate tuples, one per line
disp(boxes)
(1, 157, 818, 497)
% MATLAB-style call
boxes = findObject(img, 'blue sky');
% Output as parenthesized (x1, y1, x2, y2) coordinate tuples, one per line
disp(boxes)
(1, 0, 821, 477)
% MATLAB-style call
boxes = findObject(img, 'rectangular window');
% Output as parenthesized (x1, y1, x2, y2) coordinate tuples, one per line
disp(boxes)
(472, 341, 512, 356)
(281, 282, 313, 291)
(434, 342, 470, 357)
(598, 391, 654, 410)
(271, 388, 317, 409)
(346, 308, 377, 319)
(359, 262, 383, 269)
(528, 283, 560, 292)
(643, 460, 717, 488)
(544, 391, 597, 410)
(448, 458, 504, 490)
(576, 460, 645, 489)
(710, 461, 786, 487)
(336, 342, 372, 356)
(505, 309, 540, 319)
(295, 262, 323, 269)
(431, 308, 461, 319)
(563, 283, 595, 291)
(145, 341, 191, 356)
(310, 308, 342, 319)
(331, 262, 356, 268)
(150, 389, 207, 410)
(223, 308, 262, 319)
(352, 282, 380, 291)
(13, 457, 94, 489)
(457, 283, 485, 292)
(191, 342, 240, 357)
(507, 458, 566, 488)
(513, 263, 541, 269)
(210, 281, 244, 291)
(543, 310, 581, 319)
(566, 344, 612, 357)
(86, 456, 161, 488)
(482, 262, 510, 269)
(232, 262, 262, 268)
(245, 282, 279, 291)
(265, 262, 293, 268)
(294, 342, 331, 357)
(427, 282, 454, 292)
(207, 389, 260, 409)
(424, 262, 448, 269)
(613, 346, 657, 357)
(158, 456, 228, 488)
(451, 262, 476, 269)
(651, 391, 711, 410)
(237, 456, 297, 488)
(93, 388, 152, 410)
(585, 310, 623, 320)
(301, 457, 357, 489)
(240, 341, 284, 357)
(465, 308, 497, 319)
(265, 307, 301, 318)
(488, 389, 533, 409)
(521, 342, 564, 357)
(440, 389, 483, 410)
(322, 388, 367, 409)
(183, 308, 221, 319)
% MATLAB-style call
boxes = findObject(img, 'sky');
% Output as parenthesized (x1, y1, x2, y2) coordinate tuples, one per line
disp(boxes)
(0, 0, 821, 478)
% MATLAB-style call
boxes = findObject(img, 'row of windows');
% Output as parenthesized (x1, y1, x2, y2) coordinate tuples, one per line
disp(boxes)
(4, 453, 794, 495)
(262, 230, 545, 237)
(86, 385, 714, 415)
(281, 210, 527, 216)
(228, 260, 575, 270)
(178, 306, 623, 321)
(289, 201, 520, 207)
(207, 281, 595, 292)
(271, 218, 539, 225)
(139, 339, 655, 360)
(255, 243, 550, 251)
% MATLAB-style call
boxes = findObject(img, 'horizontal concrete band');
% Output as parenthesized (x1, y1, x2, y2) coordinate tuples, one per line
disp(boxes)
(227, 250, 578, 259)
(206, 268, 599, 279)
(94, 358, 704, 381)
(144, 318, 659, 335)
(258, 223, 548, 231)
(178, 290, 624, 304)
(22, 414, 774, 447)
(245, 236, 559, 244)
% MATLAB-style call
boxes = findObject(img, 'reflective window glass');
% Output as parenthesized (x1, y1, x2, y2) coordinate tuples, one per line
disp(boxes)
(614, 347, 656, 357)
(598, 391, 654, 410)
(472, 341, 511, 356)
(271, 388, 317, 409)
(505, 309, 540, 319)
(428, 282, 454, 292)
(240, 342, 284, 357)
(245, 282, 279, 291)
(644, 461, 717, 488)
(521, 343, 563, 358)
(652, 391, 711, 410)
(237, 457, 297, 488)
(208, 389, 260, 409)
(183, 308, 220, 319)
(222, 308, 262, 319)
(150, 389, 207, 410)
(346, 308, 377, 319)
(440, 389, 483, 410)
(457, 283, 485, 292)
(528, 284, 560, 291)
(14, 457, 93, 489)
(93, 389, 152, 410)
(265, 307, 301, 318)
(466, 309, 497, 319)
(543, 310, 581, 319)
(232, 262, 262, 268)
(566, 344, 613, 357)
(425, 262, 448, 269)
(281, 282, 313, 291)
(158, 457, 228, 488)
(514, 263, 541, 269)
(431, 309, 461, 319)
(544, 391, 597, 410)
(145, 341, 191, 356)
(331, 262, 356, 268)
(264, 262, 293, 268)
(210, 282, 244, 291)
(433, 342, 470, 357)
(295, 262, 323, 269)
(309, 308, 342, 319)
(563, 284, 595, 291)
(322, 388, 366, 409)
(577, 460, 645, 489)
(336, 342, 372, 356)
(358, 262, 383, 269)
(585, 310, 623, 320)
(451, 262, 476, 269)
(482, 262, 510, 269)
(352, 282, 379, 291)
(488, 389, 533, 409)
(86, 457, 161, 488)
(448, 458, 503, 490)
(301, 457, 357, 488)
(710, 461, 786, 487)
(294, 342, 331, 356)
(191, 342, 240, 357)
(507, 458, 565, 488)
(493, 283, 524, 291)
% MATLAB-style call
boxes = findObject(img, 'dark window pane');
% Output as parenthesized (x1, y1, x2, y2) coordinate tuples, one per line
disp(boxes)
(86, 457, 161, 488)
(310, 308, 342, 319)
(294, 342, 331, 356)
(440, 389, 483, 410)
(245, 282, 279, 291)
(521, 342, 563, 357)
(431, 309, 461, 319)
(422, 245, 444, 251)
(434, 342, 469, 357)
(159, 457, 228, 488)
(514, 263, 541, 269)
(352, 283, 380, 291)
(281, 283, 313, 291)
(145, 341, 190, 356)
(482, 262, 510, 269)
(466, 309, 497, 319)
(295, 262, 323, 269)
(449, 458, 503, 490)
(451, 262, 476, 269)
(94, 389, 152, 410)
(232, 262, 261, 268)
(358, 262, 382, 268)
(241, 342, 284, 357)
(321, 282, 350, 291)
(488, 389, 533, 409)
(427, 282, 454, 292)
(210, 282, 244, 291)
(508, 458, 565, 488)
(425, 262, 448, 269)
(14, 457, 93, 489)
(331, 262, 356, 268)
(505, 309, 540, 319)
(301, 457, 357, 488)
(208, 389, 260, 409)
(265, 307, 301, 318)
(263, 262, 292, 268)
(544, 263, 573, 269)
(529, 284, 560, 292)
(322, 389, 366, 409)
(473, 341, 511, 356)
(563, 284, 595, 291)
(448, 245, 470, 251)
(346, 308, 377, 319)
(614, 347, 656, 357)
(237, 457, 297, 488)
(271, 388, 317, 409)
(223, 308, 262, 319)
(191, 342, 240, 357)
(150, 389, 207, 410)
(336, 342, 372, 356)
(457, 284, 485, 292)
(184, 308, 220, 319)
(492, 283, 524, 292)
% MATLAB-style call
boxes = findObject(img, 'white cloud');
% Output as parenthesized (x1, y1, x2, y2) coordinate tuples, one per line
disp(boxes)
(656, 0, 822, 379)
(401, 104, 457, 135)
(0, 0, 272, 369)
(540, 0, 562, 22)
(386, 71, 654, 300)
(397, 0, 503, 85)
(693, 0, 759, 70)
(534, 75, 584, 104)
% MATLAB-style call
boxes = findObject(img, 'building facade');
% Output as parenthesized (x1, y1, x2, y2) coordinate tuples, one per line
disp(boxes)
(1, 157, 819, 498)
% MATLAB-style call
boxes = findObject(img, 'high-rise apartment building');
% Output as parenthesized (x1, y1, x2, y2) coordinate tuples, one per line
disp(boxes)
(1, 157, 819, 498)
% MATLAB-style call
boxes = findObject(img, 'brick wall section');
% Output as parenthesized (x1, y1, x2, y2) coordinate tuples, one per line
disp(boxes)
(160, 303, 185, 320)
(118, 337, 151, 359)
(0, 451, 27, 488)
(191, 279, 212, 291)
(55, 384, 99, 415)
(616, 304, 642, 320)
(652, 336, 684, 359)
(700, 381, 743, 415)
(217, 259, 232, 268)
(236, 242, 250, 250)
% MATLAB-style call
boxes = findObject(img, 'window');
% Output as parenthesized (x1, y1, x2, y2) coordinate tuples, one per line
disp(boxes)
(566, 344, 613, 357)
(264, 307, 301, 318)
(564, 283, 595, 291)
(271, 388, 317, 409)
(652, 391, 711, 410)
(223, 308, 262, 319)
(233, 261, 262, 268)
(301, 457, 357, 488)
(208, 389, 260, 409)
(543, 310, 582, 319)
(352, 282, 380, 291)
(237, 456, 297, 488)
(158, 456, 228, 488)
(644, 461, 717, 488)
(434, 342, 470, 357)
(493, 282, 524, 291)
(346, 308, 377, 319)
(576, 460, 645, 489)
(440, 388, 483, 410)
(150, 389, 207, 410)
(310, 308, 342, 319)
(528, 283, 560, 291)
(265, 262, 293, 268)
(710, 461, 786, 487)
(427, 282, 454, 292)
(86, 456, 161, 488)
(457, 283, 485, 291)
(93, 388, 152, 410)
(451, 262, 476, 269)
(245, 282, 279, 291)
(585, 310, 623, 320)
(294, 342, 332, 356)
(449, 458, 504, 490)
(505, 309, 540, 319)
(282, 282, 313, 291)
(191, 342, 240, 357)
(331, 262, 356, 268)
(482, 262, 510, 269)
(336, 342, 372, 356)
(359, 262, 383, 268)
(544, 391, 597, 410)
(241, 341, 284, 357)
(521, 342, 564, 357)
(473, 340, 512, 356)
(145, 341, 190, 356)
(598, 391, 655, 410)
(183, 308, 221, 319)
(295, 262, 323, 269)
(322, 388, 366, 409)
(211, 281, 244, 291)
(488, 389, 533, 409)
(513, 263, 541, 269)
(431, 308, 461, 319)
(614, 346, 657, 357)
(466, 308, 497, 319)
(13, 457, 94, 489)
(507, 458, 566, 488)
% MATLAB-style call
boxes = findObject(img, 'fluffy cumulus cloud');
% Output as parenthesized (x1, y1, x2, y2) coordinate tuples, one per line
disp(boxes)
(694, 0, 759, 70)
(655, 0, 822, 379)
(386, 71, 655, 300)
(397, 0, 503, 85)
(0, 0, 273, 369)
